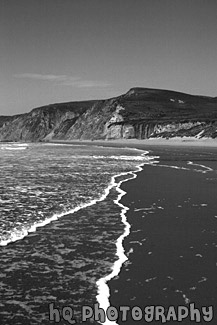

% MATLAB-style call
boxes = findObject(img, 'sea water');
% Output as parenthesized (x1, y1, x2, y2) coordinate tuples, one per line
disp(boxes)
(0, 142, 156, 324)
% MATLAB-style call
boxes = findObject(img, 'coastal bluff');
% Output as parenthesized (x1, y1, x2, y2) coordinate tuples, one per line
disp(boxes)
(1, 87, 217, 142)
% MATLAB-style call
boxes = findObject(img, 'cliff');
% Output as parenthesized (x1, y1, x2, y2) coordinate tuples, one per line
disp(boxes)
(1, 87, 217, 141)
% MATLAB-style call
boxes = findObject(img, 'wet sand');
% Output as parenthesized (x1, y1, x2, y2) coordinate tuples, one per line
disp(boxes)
(108, 147, 217, 324)
(46, 140, 217, 323)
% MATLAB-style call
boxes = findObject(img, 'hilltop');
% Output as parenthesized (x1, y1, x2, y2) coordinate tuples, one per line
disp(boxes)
(1, 88, 217, 141)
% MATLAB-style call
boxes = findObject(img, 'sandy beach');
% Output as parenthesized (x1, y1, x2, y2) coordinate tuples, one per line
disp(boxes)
(48, 137, 217, 151)
(1, 141, 217, 324)
(107, 144, 217, 324)
(49, 138, 217, 323)
(48, 138, 217, 324)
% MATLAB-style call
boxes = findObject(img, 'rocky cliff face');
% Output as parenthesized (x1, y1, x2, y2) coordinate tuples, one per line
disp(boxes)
(1, 88, 217, 141)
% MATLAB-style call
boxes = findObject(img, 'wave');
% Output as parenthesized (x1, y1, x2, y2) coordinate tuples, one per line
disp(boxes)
(150, 161, 213, 174)
(96, 151, 158, 325)
(0, 177, 126, 246)
(0, 143, 29, 150)
(0, 150, 157, 246)
(153, 163, 190, 171)
(187, 161, 213, 173)
(0, 147, 158, 324)
(90, 155, 149, 161)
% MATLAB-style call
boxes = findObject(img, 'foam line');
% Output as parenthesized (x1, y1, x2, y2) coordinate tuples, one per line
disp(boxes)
(0, 150, 157, 247)
(0, 148, 158, 324)
(188, 161, 213, 173)
(0, 173, 131, 246)
(154, 164, 190, 171)
(96, 151, 158, 325)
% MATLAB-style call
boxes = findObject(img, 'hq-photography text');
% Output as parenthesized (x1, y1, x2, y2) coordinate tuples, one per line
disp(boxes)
(49, 303, 213, 323)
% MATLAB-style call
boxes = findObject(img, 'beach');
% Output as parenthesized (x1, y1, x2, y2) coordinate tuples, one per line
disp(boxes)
(0, 143, 154, 324)
(107, 144, 217, 324)
(2, 0, 217, 323)
(48, 137, 217, 149)
(49, 139, 217, 324)
(0, 140, 217, 324)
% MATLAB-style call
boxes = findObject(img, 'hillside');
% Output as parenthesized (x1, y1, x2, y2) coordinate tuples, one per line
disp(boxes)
(1, 88, 217, 141)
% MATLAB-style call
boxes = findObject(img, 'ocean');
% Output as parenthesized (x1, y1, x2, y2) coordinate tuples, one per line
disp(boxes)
(0, 143, 217, 325)
(0, 142, 157, 324)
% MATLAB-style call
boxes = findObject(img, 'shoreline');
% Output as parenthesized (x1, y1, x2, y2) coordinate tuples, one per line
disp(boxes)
(96, 151, 154, 324)
(108, 147, 217, 324)
(0, 143, 157, 323)
(1, 141, 217, 323)
(2, 137, 217, 153)
(47, 137, 217, 151)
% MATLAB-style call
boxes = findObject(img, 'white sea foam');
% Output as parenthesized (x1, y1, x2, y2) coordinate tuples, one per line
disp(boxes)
(175, 289, 190, 304)
(0, 146, 158, 325)
(189, 287, 197, 290)
(0, 172, 128, 246)
(155, 164, 190, 171)
(0, 148, 157, 247)
(188, 161, 213, 173)
(0, 143, 29, 150)
(91, 154, 149, 161)
(145, 277, 157, 282)
(134, 207, 154, 211)
(198, 277, 207, 283)
(96, 151, 158, 325)
(167, 276, 174, 280)
(129, 240, 142, 246)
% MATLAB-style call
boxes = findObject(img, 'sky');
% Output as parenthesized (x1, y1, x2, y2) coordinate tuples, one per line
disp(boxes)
(1, 0, 217, 115)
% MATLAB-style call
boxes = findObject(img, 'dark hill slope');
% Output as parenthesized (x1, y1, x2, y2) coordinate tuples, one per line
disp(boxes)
(1, 88, 217, 141)
(0, 101, 97, 141)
